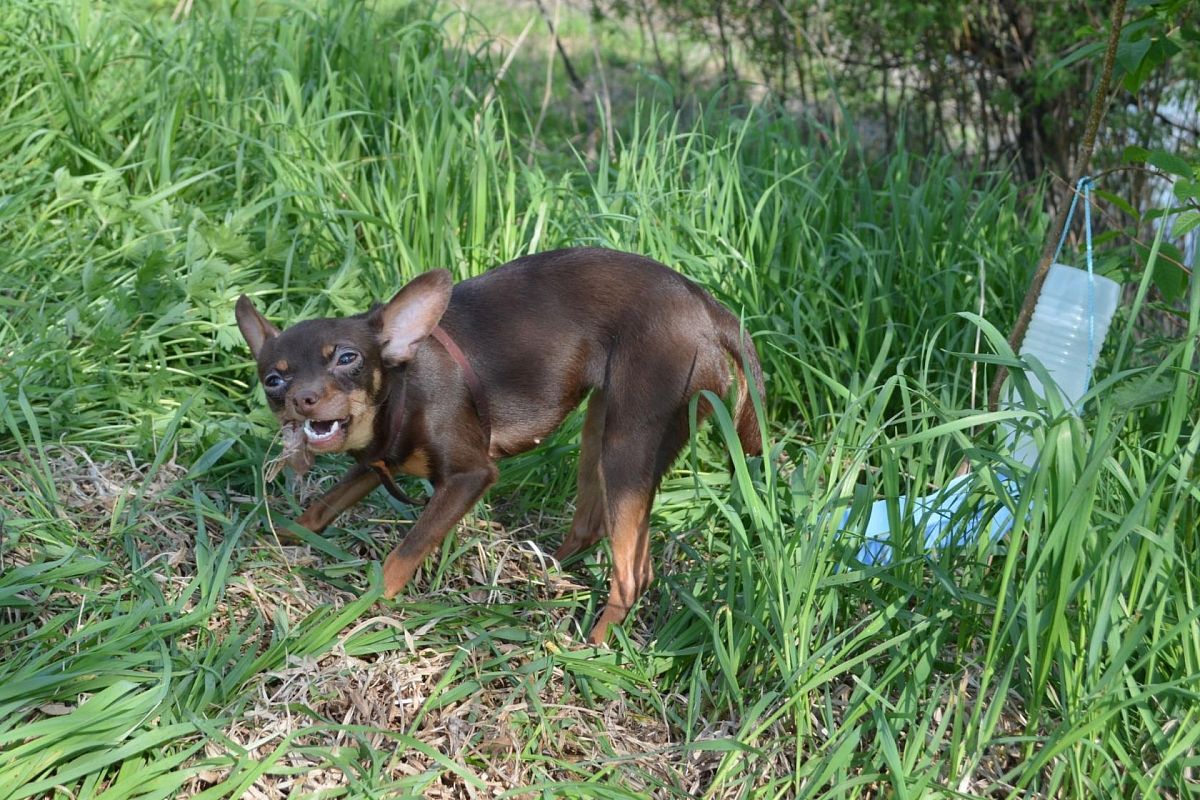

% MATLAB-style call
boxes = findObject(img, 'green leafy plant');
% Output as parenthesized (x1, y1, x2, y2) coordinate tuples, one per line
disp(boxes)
(0, 0, 1196, 796)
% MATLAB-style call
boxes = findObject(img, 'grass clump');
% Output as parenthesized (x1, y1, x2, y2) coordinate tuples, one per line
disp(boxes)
(0, 0, 1197, 797)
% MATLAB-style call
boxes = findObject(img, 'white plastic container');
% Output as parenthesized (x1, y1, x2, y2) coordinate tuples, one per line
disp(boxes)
(1018, 263, 1121, 407)
(849, 262, 1123, 565)
(1006, 263, 1121, 466)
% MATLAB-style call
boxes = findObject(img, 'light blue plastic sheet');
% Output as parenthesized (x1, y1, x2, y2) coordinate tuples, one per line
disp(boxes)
(850, 474, 1018, 566)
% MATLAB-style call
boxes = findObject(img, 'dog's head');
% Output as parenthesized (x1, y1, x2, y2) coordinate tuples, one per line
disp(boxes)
(235, 270, 452, 461)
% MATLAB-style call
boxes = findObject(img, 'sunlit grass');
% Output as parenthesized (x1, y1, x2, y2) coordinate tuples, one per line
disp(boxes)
(0, 0, 1197, 797)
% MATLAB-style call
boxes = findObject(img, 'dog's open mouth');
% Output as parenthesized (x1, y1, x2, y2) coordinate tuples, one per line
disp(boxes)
(303, 416, 350, 449)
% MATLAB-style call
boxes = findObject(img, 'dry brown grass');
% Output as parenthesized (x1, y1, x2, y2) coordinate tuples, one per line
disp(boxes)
(0, 445, 1041, 797)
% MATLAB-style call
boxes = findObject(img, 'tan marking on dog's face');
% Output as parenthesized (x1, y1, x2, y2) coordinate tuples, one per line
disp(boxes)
(399, 449, 430, 478)
(274, 359, 288, 372)
(371, 368, 382, 394)
(321, 344, 335, 360)
(342, 387, 378, 451)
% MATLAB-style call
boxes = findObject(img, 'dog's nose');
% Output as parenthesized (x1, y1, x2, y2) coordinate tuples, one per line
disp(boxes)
(292, 389, 321, 412)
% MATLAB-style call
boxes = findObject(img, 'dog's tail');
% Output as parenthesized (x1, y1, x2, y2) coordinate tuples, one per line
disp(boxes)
(714, 307, 766, 457)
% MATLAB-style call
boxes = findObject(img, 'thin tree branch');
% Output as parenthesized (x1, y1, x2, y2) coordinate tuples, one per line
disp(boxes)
(533, 0, 585, 94)
(986, 0, 1128, 411)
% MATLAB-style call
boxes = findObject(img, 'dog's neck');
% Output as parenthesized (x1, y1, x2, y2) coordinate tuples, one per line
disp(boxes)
(372, 364, 412, 461)
(356, 325, 489, 506)
(429, 326, 490, 440)
(358, 364, 421, 505)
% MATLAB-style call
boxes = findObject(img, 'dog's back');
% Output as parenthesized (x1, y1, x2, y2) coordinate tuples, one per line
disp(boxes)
(440, 247, 764, 457)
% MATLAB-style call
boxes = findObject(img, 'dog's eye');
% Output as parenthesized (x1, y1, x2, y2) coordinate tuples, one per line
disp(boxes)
(336, 351, 358, 366)
(264, 374, 285, 390)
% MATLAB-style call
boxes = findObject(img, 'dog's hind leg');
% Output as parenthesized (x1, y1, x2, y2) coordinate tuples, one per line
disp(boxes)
(586, 402, 696, 645)
(555, 393, 608, 562)
(588, 490, 652, 645)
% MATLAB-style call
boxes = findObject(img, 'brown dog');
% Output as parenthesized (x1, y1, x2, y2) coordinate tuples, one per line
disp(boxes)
(236, 247, 764, 643)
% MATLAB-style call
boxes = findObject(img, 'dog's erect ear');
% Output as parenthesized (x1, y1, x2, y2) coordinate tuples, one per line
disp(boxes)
(374, 269, 453, 365)
(235, 295, 281, 359)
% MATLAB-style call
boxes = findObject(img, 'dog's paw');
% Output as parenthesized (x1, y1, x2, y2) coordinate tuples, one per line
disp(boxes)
(381, 549, 419, 599)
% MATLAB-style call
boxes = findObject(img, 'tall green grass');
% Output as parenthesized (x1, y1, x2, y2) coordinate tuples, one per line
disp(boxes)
(1, 0, 1196, 796)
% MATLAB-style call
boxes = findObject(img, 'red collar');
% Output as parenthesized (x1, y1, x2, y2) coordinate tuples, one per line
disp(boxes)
(430, 325, 491, 439)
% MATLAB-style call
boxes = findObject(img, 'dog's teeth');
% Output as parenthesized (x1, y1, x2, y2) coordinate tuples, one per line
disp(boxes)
(303, 419, 342, 441)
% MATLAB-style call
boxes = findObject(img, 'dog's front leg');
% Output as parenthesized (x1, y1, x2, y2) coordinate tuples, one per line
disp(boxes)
(296, 463, 381, 534)
(381, 465, 498, 598)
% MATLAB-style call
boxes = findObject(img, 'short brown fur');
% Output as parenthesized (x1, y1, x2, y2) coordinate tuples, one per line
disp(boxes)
(236, 247, 765, 644)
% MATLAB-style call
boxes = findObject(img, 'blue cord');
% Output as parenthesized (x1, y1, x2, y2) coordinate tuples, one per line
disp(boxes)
(1083, 179, 1096, 393)
(1050, 176, 1097, 396)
